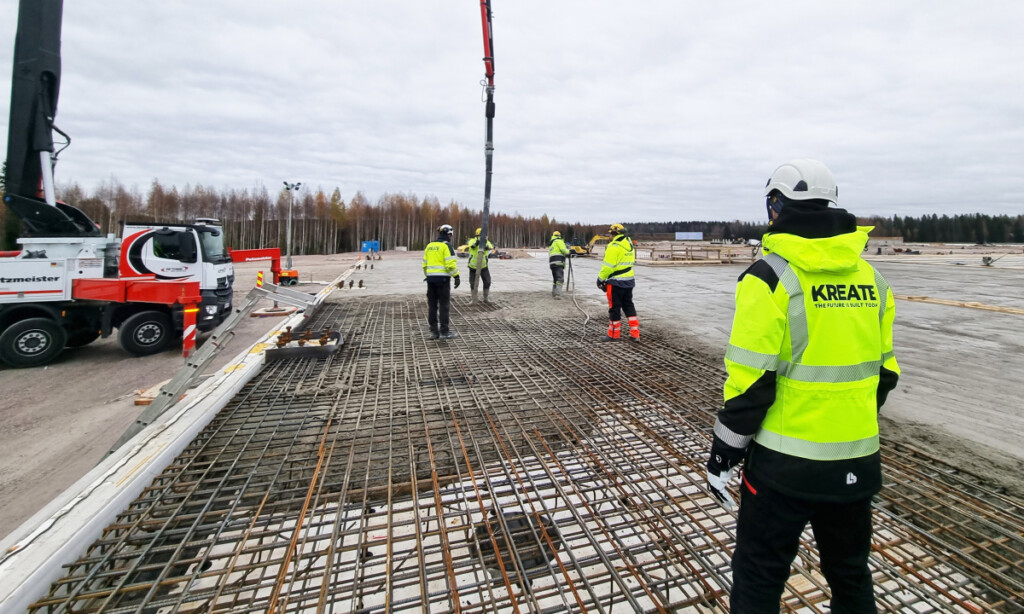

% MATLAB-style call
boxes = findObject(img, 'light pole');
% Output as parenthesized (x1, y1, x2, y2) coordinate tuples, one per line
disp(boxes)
(283, 181, 301, 270)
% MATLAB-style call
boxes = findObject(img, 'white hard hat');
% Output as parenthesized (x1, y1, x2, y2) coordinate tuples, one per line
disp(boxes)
(764, 159, 838, 204)
(438, 224, 453, 234)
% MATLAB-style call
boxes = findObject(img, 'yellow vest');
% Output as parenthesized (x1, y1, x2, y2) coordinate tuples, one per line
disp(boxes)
(724, 228, 899, 461)
(422, 241, 458, 279)
(598, 235, 635, 281)
(468, 237, 493, 269)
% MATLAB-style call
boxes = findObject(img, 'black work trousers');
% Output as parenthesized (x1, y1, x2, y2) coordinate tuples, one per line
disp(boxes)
(607, 284, 636, 321)
(730, 475, 877, 614)
(550, 265, 564, 285)
(426, 280, 451, 334)
(469, 267, 491, 290)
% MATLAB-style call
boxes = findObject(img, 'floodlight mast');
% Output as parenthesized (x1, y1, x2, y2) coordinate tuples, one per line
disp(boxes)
(283, 181, 301, 269)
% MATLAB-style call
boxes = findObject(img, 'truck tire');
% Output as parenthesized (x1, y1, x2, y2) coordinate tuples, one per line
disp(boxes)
(119, 311, 173, 356)
(0, 318, 69, 368)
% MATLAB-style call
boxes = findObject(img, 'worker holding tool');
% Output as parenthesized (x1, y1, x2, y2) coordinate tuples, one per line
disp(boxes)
(548, 230, 571, 299)
(467, 227, 495, 302)
(422, 224, 461, 339)
(706, 159, 900, 613)
(596, 223, 638, 341)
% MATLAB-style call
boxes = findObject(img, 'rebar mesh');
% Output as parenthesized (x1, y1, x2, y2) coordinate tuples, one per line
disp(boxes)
(27, 295, 1024, 613)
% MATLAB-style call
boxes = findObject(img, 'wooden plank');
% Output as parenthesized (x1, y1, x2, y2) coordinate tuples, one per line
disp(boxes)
(896, 295, 1024, 315)
(134, 379, 171, 406)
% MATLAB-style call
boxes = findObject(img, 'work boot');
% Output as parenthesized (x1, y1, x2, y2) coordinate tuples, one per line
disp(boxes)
(440, 331, 459, 339)
(430, 330, 440, 340)
(483, 289, 489, 303)
(601, 335, 617, 342)
(552, 285, 557, 298)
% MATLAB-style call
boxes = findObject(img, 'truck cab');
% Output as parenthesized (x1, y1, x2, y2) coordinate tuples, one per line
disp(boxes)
(120, 220, 234, 331)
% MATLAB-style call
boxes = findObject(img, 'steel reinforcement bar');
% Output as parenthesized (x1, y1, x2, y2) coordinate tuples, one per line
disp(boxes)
(24, 295, 1024, 613)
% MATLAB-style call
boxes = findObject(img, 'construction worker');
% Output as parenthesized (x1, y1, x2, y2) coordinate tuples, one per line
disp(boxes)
(706, 159, 900, 613)
(596, 223, 638, 341)
(467, 227, 495, 302)
(422, 223, 461, 339)
(548, 230, 570, 299)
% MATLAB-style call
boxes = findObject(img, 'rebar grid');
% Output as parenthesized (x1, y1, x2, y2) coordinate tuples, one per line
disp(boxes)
(26, 295, 1024, 613)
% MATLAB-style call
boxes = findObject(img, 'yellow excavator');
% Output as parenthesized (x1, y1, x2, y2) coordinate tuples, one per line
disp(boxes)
(568, 234, 613, 256)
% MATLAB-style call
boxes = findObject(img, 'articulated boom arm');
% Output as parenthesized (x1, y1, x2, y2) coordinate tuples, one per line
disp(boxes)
(5, 0, 61, 201)
(4, 0, 100, 237)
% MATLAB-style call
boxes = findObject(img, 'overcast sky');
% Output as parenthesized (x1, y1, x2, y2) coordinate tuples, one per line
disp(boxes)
(2, 1, 1022, 224)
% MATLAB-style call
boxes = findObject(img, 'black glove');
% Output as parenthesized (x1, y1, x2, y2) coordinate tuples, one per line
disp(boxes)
(706, 435, 746, 511)
(453, 276, 461, 289)
(597, 279, 606, 291)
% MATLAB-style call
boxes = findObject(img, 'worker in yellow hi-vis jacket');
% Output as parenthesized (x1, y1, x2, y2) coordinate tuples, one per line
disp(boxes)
(596, 223, 638, 341)
(548, 231, 570, 299)
(467, 227, 495, 302)
(422, 224, 461, 340)
(707, 159, 900, 613)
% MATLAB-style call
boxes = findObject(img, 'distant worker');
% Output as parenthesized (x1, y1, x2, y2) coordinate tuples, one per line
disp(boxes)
(422, 223, 461, 339)
(706, 159, 900, 613)
(548, 230, 570, 299)
(596, 223, 638, 341)
(467, 227, 495, 302)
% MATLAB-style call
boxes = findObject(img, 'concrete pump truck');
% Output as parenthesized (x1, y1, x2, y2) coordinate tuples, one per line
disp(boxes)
(1, 0, 282, 368)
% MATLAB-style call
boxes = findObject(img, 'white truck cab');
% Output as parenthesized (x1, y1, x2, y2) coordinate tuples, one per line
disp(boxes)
(120, 221, 234, 331)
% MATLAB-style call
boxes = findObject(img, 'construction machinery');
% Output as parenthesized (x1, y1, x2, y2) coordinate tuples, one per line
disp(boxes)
(0, 0, 284, 367)
(567, 234, 613, 256)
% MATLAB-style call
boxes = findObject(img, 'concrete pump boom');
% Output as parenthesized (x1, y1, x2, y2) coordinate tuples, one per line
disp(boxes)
(4, 0, 100, 237)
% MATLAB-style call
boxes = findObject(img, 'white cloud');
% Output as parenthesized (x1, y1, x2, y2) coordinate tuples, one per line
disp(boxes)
(2, 0, 1022, 224)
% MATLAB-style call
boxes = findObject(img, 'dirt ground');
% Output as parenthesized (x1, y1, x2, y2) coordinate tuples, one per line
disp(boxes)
(2, 245, 1023, 538)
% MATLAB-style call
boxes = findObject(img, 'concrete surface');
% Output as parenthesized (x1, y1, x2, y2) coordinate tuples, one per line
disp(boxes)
(2, 248, 1023, 539)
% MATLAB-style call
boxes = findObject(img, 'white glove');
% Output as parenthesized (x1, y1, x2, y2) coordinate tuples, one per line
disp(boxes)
(707, 467, 738, 512)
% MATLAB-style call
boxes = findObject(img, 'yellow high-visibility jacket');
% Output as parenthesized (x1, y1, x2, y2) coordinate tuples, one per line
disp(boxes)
(423, 240, 459, 281)
(467, 237, 494, 270)
(598, 234, 635, 286)
(714, 223, 899, 501)
(549, 238, 569, 267)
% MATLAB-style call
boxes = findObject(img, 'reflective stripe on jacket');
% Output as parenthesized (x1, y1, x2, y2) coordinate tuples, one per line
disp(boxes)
(598, 234, 635, 284)
(423, 240, 459, 280)
(549, 238, 569, 267)
(468, 237, 494, 269)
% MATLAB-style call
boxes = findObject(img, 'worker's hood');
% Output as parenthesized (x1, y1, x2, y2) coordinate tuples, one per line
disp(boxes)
(762, 201, 870, 274)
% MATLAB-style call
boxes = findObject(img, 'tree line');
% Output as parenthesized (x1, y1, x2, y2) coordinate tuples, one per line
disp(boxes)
(631, 213, 1024, 245)
(1, 175, 1022, 251)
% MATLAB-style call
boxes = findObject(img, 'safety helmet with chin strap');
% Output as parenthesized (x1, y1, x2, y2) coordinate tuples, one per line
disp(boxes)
(764, 159, 838, 223)
(438, 224, 453, 235)
(475, 227, 482, 236)
(551, 230, 562, 239)
(608, 223, 625, 235)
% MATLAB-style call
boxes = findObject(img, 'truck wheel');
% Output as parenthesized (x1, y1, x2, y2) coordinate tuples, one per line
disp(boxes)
(66, 328, 101, 348)
(119, 311, 173, 356)
(0, 318, 68, 368)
